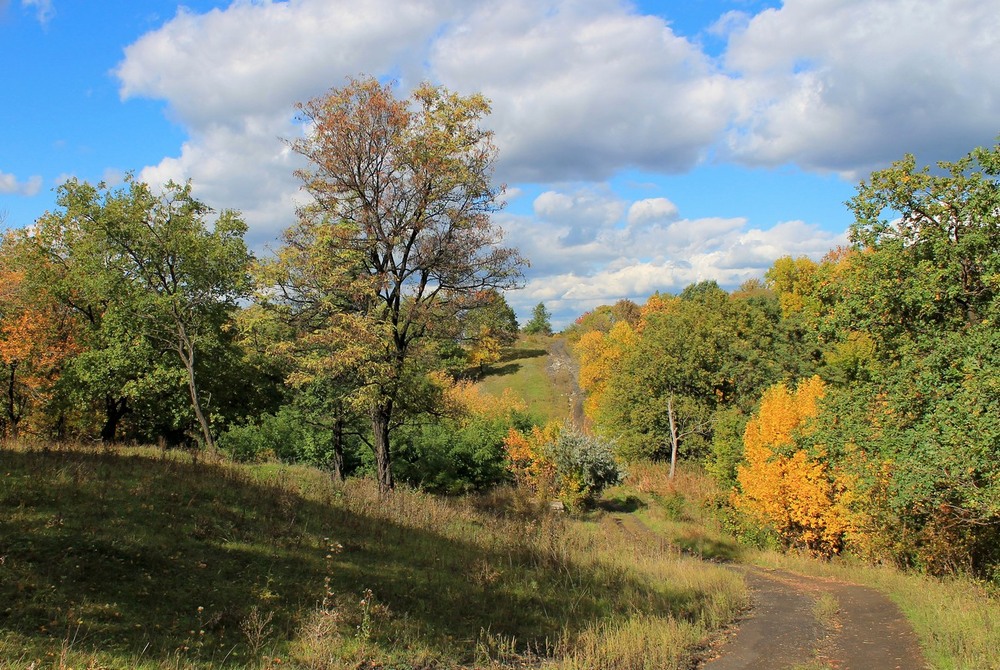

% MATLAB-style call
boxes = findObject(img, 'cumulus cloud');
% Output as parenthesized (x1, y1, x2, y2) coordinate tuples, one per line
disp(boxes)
(110, 0, 992, 325)
(0, 170, 42, 196)
(116, 0, 466, 248)
(627, 198, 679, 227)
(719, 0, 1000, 175)
(500, 185, 846, 327)
(430, 0, 734, 182)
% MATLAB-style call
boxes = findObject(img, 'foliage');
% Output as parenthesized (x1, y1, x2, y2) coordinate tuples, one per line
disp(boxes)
(217, 403, 356, 470)
(523, 301, 553, 335)
(29, 176, 253, 448)
(734, 377, 853, 557)
(563, 299, 641, 345)
(0, 253, 80, 437)
(285, 76, 525, 494)
(393, 378, 533, 494)
(574, 320, 636, 420)
(504, 423, 625, 508)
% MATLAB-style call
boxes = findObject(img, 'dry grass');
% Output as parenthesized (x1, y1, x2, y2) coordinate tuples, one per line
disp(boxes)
(0, 442, 747, 669)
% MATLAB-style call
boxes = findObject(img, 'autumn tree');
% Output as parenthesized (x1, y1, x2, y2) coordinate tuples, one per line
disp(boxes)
(0, 241, 80, 437)
(575, 319, 636, 420)
(734, 377, 853, 556)
(288, 76, 524, 494)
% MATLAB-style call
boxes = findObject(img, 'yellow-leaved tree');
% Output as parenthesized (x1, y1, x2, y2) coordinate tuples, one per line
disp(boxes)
(574, 320, 636, 420)
(734, 376, 853, 556)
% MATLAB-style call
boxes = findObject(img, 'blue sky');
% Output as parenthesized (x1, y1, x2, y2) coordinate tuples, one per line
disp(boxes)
(2, 0, 998, 327)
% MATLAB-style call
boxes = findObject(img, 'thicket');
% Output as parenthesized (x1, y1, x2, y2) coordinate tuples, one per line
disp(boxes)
(575, 141, 1000, 580)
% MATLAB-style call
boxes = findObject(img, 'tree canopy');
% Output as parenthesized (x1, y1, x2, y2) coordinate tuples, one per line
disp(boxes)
(284, 76, 525, 494)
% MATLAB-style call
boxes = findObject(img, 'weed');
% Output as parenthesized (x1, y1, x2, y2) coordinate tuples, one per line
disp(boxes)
(240, 606, 274, 659)
(812, 592, 840, 630)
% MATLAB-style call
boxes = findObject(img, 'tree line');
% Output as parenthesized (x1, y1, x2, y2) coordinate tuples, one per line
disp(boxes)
(0, 77, 527, 497)
(571, 141, 1000, 578)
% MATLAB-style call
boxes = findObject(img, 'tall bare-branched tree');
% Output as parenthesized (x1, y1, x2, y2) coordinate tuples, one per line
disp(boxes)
(284, 76, 525, 494)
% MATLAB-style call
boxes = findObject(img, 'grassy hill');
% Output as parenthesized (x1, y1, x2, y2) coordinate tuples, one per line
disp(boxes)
(477, 335, 582, 426)
(0, 443, 746, 669)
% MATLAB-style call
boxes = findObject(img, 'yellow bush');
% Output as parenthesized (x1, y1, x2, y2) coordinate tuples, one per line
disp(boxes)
(734, 376, 853, 556)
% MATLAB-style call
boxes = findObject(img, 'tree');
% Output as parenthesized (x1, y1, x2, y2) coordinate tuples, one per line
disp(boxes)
(847, 143, 1000, 341)
(0, 244, 80, 438)
(734, 377, 853, 556)
(523, 302, 552, 335)
(288, 76, 524, 494)
(35, 177, 252, 449)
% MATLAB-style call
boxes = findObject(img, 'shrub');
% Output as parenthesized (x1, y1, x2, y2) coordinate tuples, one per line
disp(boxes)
(505, 423, 626, 509)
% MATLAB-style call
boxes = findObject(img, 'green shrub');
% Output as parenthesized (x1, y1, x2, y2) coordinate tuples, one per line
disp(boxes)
(394, 413, 533, 494)
(218, 406, 358, 470)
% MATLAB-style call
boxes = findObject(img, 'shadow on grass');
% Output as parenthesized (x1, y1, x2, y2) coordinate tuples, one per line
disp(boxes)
(483, 361, 522, 377)
(500, 347, 546, 362)
(598, 495, 647, 513)
(676, 533, 744, 562)
(0, 448, 691, 667)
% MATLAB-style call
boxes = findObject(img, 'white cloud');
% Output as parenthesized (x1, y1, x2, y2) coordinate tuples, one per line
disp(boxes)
(22, 0, 53, 26)
(0, 170, 42, 196)
(109, 0, 992, 328)
(501, 186, 846, 327)
(627, 197, 679, 227)
(429, 0, 735, 182)
(116, 0, 467, 249)
(720, 0, 1000, 175)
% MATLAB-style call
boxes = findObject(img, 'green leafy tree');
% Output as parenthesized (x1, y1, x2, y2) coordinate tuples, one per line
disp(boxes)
(847, 143, 1000, 341)
(523, 302, 552, 335)
(286, 76, 524, 494)
(33, 177, 252, 449)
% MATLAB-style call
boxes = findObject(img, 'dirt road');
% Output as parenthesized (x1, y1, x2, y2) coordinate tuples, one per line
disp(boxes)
(700, 566, 927, 670)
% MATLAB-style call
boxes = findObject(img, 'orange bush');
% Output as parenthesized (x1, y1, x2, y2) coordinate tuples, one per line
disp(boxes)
(503, 422, 560, 494)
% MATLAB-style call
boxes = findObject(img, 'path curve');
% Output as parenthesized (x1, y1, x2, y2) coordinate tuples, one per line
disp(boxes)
(700, 566, 928, 670)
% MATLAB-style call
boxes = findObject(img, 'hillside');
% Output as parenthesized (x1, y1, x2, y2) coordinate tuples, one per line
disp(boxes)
(476, 335, 584, 426)
(0, 443, 745, 669)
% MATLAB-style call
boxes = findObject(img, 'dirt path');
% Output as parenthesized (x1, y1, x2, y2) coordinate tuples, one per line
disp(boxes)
(700, 566, 928, 670)
(544, 337, 586, 428)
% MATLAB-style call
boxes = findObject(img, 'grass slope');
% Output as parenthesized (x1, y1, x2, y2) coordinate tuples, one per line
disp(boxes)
(477, 335, 577, 425)
(0, 444, 746, 669)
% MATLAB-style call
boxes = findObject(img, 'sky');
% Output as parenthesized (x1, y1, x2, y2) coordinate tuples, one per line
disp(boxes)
(2, 0, 998, 328)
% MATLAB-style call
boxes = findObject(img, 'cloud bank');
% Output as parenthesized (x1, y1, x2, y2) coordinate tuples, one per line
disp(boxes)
(112, 0, 1000, 324)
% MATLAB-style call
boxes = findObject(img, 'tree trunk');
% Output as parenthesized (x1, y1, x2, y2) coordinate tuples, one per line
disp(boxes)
(101, 395, 129, 444)
(330, 416, 345, 483)
(371, 401, 394, 496)
(668, 396, 679, 480)
(5, 362, 18, 440)
(175, 323, 215, 451)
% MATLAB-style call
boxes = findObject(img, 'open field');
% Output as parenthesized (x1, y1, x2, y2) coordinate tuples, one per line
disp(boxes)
(477, 335, 579, 425)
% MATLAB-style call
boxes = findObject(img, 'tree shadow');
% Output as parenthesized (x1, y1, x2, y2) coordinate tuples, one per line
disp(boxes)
(598, 495, 647, 513)
(0, 448, 696, 666)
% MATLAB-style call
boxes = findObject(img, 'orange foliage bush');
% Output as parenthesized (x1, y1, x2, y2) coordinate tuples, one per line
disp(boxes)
(734, 376, 853, 556)
(503, 422, 560, 495)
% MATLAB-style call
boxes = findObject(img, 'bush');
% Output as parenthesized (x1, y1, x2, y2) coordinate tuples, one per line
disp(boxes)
(394, 412, 534, 494)
(218, 405, 358, 470)
(546, 429, 626, 509)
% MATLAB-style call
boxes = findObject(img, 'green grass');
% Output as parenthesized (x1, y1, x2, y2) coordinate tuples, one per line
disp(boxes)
(478, 335, 576, 424)
(0, 443, 746, 669)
